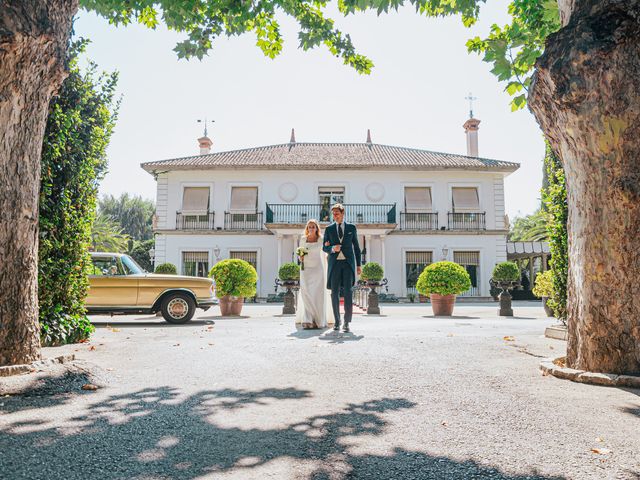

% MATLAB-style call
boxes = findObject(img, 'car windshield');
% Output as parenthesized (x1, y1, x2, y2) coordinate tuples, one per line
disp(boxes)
(121, 255, 144, 274)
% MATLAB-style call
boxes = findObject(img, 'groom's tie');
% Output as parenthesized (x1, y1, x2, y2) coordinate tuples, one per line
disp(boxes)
(338, 223, 343, 239)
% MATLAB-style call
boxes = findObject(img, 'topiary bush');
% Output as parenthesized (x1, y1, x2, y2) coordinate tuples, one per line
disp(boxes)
(209, 259, 258, 298)
(279, 262, 300, 281)
(155, 263, 177, 274)
(360, 262, 384, 282)
(532, 270, 554, 298)
(492, 262, 520, 282)
(416, 261, 471, 296)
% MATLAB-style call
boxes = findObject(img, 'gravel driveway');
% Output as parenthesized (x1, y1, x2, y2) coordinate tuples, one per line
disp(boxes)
(1, 303, 639, 479)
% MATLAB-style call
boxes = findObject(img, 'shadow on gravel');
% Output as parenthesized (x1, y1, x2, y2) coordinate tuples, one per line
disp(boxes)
(92, 320, 216, 328)
(0, 386, 566, 480)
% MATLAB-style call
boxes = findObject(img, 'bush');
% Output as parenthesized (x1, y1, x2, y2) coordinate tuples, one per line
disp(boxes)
(38, 39, 118, 346)
(209, 259, 258, 298)
(279, 262, 300, 281)
(129, 239, 154, 272)
(416, 261, 471, 296)
(155, 263, 177, 274)
(532, 270, 554, 298)
(361, 262, 384, 282)
(542, 141, 568, 324)
(492, 262, 520, 282)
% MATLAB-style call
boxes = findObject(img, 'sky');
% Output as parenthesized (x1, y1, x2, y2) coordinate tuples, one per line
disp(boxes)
(74, 0, 545, 219)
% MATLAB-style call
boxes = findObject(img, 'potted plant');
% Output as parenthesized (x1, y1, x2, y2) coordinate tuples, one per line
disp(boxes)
(360, 262, 386, 314)
(407, 292, 416, 303)
(209, 259, 257, 316)
(276, 262, 300, 315)
(416, 261, 471, 316)
(154, 262, 177, 274)
(491, 261, 520, 316)
(532, 270, 554, 317)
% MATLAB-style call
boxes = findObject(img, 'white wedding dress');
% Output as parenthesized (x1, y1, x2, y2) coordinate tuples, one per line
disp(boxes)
(295, 236, 333, 328)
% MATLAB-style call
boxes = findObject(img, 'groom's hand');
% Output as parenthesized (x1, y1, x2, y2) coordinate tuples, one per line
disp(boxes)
(357, 266, 362, 275)
(332, 245, 341, 253)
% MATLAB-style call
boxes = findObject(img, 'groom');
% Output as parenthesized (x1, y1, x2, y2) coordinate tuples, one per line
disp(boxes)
(323, 203, 361, 332)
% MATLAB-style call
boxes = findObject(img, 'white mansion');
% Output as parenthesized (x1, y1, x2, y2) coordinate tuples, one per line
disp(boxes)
(142, 118, 519, 299)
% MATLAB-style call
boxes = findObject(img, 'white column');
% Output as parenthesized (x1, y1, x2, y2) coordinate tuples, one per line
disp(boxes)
(276, 234, 283, 267)
(364, 234, 372, 263)
(379, 235, 386, 273)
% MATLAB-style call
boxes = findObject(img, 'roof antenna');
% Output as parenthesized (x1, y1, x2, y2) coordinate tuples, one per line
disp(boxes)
(197, 117, 215, 137)
(464, 92, 478, 119)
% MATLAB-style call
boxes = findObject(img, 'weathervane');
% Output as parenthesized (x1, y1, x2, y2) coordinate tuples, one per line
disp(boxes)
(197, 117, 215, 137)
(465, 92, 478, 118)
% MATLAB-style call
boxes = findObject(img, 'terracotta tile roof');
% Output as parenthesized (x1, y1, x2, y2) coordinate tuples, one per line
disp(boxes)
(141, 142, 519, 173)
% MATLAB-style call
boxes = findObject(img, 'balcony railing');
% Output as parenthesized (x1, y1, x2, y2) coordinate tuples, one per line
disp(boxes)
(176, 211, 215, 230)
(266, 203, 396, 224)
(400, 212, 439, 231)
(224, 211, 264, 230)
(447, 212, 486, 230)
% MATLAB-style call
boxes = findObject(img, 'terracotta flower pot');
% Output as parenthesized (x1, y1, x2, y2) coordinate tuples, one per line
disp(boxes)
(219, 296, 244, 316)
(542, 297, 554, 317)
(430, 293, 456, 316)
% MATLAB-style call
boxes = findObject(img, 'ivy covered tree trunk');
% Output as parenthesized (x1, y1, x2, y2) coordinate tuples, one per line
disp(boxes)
(529, 0, 640, 374)
(0, 0, 78, 365)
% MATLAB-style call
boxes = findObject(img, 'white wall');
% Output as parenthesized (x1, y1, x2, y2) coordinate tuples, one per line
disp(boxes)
(160, 169, 508, 230)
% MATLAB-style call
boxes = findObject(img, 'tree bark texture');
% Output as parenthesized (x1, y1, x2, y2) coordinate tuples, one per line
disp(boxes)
(0, 0, 77, 365)
(530, 1, 640, 374)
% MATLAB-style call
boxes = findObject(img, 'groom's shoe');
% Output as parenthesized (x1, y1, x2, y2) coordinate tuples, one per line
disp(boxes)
(342, 323, 350, 333)
(333, 322, 340, 332)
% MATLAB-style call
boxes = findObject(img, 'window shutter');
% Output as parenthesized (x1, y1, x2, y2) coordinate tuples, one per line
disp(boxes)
(230, 187, 258, 211)
(404, 187, 432, 212)
(406, 251, 433, 264)
(182, 187, 210, 212)
(453, 251, 479, 265)
(452, 187, 479, 212)
(230, 251, 257, 269)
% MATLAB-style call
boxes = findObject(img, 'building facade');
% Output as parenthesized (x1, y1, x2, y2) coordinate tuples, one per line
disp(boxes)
(142, 123, 519, 299)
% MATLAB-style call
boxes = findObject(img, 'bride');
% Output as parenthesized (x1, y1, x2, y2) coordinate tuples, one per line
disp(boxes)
(296, 219, 333, 329)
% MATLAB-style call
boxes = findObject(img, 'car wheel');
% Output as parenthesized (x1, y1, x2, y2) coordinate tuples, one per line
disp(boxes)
(161, 292, 196, 324)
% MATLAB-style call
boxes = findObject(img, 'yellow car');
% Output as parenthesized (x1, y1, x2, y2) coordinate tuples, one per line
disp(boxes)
(86, 252, 216, 324)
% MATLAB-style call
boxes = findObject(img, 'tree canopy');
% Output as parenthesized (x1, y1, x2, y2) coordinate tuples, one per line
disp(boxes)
(80, 0, 559, 110)
(98, 193, 155, 241)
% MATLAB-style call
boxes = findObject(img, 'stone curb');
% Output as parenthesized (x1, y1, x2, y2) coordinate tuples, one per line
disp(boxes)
(544, 325, 568, 341)
(540, 357, 640, 388)
(0, 354, 76, 377)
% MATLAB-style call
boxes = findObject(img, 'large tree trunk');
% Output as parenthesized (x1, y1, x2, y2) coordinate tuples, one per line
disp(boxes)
(0, 0, 77, 365)
(529, 1, 640, 375)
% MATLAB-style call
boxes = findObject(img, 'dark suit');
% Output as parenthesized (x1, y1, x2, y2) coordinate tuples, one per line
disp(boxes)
(323, 222, 361, 326)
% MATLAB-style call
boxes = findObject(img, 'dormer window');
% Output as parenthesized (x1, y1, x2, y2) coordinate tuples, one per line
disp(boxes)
(404, 187, 432, 212)
(452, 187, 479, 212)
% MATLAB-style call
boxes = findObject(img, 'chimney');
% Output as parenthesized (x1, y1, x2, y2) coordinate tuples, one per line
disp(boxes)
(463, 117, 480, 157)
(289, 128, 296, 144)
(198, 135, 213, 155)
(366, 129, 372, 144)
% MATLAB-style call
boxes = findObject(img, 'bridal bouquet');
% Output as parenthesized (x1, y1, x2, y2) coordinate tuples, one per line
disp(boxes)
(296, 246, 309, 271)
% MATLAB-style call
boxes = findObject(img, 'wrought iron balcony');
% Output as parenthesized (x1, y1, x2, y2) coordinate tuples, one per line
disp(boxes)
(399, 212, 439, 231)
(447, 212, 486, 230)
(176, 211, 215, 230)
(224, 211, 264, 230)
(266, 203, 396, 225)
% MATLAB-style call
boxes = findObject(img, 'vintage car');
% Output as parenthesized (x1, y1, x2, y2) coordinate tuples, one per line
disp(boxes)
(86, 252, 216, 324)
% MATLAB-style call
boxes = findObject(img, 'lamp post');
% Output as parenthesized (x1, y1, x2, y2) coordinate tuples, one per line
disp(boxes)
(213, 245, 221, 262)
(148, 248, 155, 271)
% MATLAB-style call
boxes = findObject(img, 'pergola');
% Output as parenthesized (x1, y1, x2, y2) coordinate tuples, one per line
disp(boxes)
(506, 241, 550, 289)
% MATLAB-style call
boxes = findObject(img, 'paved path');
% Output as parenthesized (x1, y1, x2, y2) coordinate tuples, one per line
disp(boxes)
(1, 303, 639, 479)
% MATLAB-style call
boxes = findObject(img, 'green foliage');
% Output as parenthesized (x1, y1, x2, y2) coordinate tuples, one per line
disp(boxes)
(99, 193, 155, 241)
(129, 239, 155, 272)
(509, 209, 548, 241)
(416, 261, 471, 296)
(532, 269, 553, 298)
(278, 262, 300, 281)
(466, 0, 560, 110)
(209, 259, 258, 298)
(81, 0, 375, 73)
(91, 212, 130, 252)
(155, 263, 178, 274)
(361, 262, 384, 282)
(542, 141, 568, 323)
(492, 261, 520, 282)
(39, 39, 119, 346)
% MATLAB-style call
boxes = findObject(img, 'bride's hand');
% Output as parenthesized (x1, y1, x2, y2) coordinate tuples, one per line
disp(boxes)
(324, 241, 330, 247)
